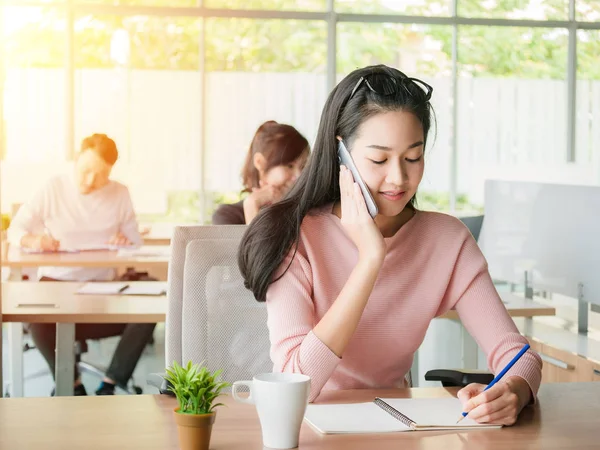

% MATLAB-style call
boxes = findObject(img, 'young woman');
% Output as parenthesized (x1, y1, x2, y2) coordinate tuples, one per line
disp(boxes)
(8, 133, 155, 396)
(239, 65, 542, 425)
(212, 120, 309, 225)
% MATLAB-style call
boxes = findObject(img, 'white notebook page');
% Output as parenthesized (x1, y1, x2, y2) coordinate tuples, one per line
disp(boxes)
(304, 397, 500, 434)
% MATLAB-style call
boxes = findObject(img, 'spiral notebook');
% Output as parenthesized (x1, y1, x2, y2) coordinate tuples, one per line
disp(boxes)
(304, 397, 502, 434)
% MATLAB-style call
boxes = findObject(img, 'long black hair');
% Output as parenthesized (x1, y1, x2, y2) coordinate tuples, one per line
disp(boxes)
(238, 65, 434, 302)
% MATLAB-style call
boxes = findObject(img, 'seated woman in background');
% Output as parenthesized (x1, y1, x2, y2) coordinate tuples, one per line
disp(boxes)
(212, 120, 310, 225)
(238, 65, 542, 425)
(7, 133, 155, 396)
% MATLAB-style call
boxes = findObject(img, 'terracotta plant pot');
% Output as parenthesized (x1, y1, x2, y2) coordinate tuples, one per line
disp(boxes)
(173, 408, 216, 450)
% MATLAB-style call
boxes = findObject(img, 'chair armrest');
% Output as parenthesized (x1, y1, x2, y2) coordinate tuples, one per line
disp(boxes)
(146, 373, 175, 396)
(424, 369, 495, 388)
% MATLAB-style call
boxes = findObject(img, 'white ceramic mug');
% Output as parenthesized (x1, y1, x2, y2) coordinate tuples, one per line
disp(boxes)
(232, 373, 311, 449)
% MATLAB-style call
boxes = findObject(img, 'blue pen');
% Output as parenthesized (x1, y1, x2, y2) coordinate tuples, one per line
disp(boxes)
(456, 343, 530, 423)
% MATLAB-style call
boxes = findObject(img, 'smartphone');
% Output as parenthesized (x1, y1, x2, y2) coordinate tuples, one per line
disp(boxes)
(337, 140, 378, 218)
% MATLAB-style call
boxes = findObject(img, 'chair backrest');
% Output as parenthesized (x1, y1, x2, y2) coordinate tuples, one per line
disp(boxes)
(166, 225, 246, 368)
(459, 215, 484, 242)
(180, 239, 272, 385)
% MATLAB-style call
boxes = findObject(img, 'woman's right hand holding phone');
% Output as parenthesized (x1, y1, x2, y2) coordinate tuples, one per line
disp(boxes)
(312, 166, 386, 357)
(339, 165, 385, 264)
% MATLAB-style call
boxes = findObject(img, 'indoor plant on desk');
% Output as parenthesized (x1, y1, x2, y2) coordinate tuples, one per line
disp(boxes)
(165, 361, 230, 450)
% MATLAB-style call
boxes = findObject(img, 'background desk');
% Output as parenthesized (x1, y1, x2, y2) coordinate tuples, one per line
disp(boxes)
(0, 383, 597, 449)
(423, 292, 555, 383)
(143, 235, 171, 246)
(2, 246, 171, 281)
(2, 281, 166, 397)
(141, 223, 175, 246)
(2, 283, 554, 397)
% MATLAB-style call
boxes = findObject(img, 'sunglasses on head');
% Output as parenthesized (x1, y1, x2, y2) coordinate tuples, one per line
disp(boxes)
(348, 72, 433, 103)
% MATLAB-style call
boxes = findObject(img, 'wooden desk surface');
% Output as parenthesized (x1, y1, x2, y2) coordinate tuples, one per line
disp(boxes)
(143, 236, 171, 246)
(1, 246, 170, 269)
(1, 282, 166, 323)
(0, 383, 597, 449)
(1, 282, 554, 324)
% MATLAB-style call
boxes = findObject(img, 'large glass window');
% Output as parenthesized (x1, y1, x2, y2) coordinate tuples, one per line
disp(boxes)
(576, 30, 600, 166)
(1, 6, 67, 211)
(9, 0, 65, 3)
(1, 1, 598, 221)
(3, 7, 66, 163)
(204, 18, 327, 219)
(77, 0, 198, 6)
(577, 0, 600, 22)
(75, 15, 202, 222)
(338, 23, 453, 211)
(458, 0, 568, 20)
(335, 0, 451, 16)
(456, 26, 568, 212)
(205, 0, 326, 11)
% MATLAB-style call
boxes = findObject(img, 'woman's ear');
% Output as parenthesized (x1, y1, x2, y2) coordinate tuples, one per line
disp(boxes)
(253, 152, 267, 173)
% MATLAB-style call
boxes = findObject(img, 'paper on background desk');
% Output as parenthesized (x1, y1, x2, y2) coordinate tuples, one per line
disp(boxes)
(116, 247, 171, 258)
(304, 397, 502, 434)
(77, 282, 167, 296)
(22, 244, 137, 254)
(121, 282, 167, 296)
(77, 282, 129, 295)
(74, 244, 138, 252)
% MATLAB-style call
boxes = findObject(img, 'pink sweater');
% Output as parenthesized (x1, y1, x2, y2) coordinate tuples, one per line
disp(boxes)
(266, 206, 542, 402)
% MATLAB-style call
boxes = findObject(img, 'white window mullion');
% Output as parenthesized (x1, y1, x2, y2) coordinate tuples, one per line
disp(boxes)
(449, 0, 459, 213)
(326, 0, 336, 93)
(567, 0, 577, 162)
(198, 0, 207, 223)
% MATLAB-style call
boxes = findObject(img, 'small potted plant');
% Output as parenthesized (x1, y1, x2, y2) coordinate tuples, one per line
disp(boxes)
(165, 361, 230, 450)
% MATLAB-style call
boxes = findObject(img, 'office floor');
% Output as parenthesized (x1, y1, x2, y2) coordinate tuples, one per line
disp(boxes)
(1, 323, 166, 397)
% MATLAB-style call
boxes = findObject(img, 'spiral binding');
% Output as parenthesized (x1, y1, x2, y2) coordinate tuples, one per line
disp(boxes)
(373, 397, 417, 430)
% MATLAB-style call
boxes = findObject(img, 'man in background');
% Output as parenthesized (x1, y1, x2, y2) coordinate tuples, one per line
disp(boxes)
(8, 133, 156, 396)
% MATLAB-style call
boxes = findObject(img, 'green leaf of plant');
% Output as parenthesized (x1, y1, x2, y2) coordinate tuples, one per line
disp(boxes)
(164, 360, 229, 414)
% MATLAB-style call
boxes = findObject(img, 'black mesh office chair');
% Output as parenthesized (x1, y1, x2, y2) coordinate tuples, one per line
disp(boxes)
(459, 215, 484, 243)
(75, 340, 145, 395)
(18, 331, 146, 395)
(424, 369, 494, 387)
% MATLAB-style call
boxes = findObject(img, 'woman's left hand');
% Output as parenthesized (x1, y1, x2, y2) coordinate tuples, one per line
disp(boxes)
(457, 376, 532, 426)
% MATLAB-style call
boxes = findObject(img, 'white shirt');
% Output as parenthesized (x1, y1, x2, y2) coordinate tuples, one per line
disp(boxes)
(7, 174, 142, 281)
